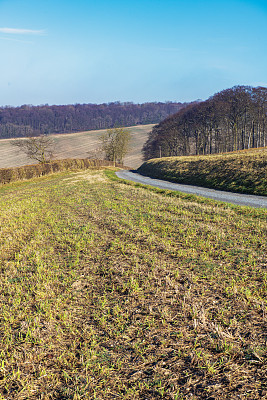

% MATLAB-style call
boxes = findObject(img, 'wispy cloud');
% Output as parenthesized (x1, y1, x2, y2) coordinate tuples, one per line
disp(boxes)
(0, 27, 45, 35)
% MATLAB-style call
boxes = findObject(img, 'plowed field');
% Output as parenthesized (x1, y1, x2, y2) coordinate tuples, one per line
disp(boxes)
(0, 124, 154, 169)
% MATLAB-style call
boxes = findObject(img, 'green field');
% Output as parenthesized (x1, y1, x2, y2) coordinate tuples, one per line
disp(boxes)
(138, 148, 267, 196)
(0, 169, 266, 399)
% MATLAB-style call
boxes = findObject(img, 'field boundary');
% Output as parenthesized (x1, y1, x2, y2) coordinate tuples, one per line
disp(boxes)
(0, 158, 125, 185)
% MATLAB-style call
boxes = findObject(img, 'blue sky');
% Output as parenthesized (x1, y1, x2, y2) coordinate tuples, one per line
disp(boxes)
(0, 0, 266, 106)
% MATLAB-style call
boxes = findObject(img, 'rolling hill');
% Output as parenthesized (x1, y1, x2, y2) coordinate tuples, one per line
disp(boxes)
(0, 124, 154, 169)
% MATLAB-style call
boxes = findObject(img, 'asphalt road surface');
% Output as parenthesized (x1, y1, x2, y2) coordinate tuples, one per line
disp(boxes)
(116, 170, 267, 209)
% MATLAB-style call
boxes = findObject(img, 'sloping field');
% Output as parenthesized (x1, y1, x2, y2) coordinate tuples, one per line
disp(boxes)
(138, 148, 267, 196)
(0, 124, 154, 169)
(0, 169, 266, 399)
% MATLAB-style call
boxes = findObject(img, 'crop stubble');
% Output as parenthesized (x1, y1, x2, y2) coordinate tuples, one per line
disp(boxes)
(0, 169, 266, 399)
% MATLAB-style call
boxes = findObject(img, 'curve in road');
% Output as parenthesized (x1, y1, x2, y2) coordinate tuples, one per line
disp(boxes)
(116, 170, 267, 209)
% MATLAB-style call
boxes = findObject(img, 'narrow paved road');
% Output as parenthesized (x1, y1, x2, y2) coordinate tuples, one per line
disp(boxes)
(116, 170, 267, 209)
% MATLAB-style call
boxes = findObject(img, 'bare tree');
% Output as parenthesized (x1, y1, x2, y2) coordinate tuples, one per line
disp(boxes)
(100, 127, 131, 164)
(142, 85, 267, 160)
(86, 146, 105, 160)
(11, 134, 55, 163)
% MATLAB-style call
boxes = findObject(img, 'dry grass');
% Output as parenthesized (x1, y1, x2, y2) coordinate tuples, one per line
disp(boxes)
(138, 147, 267, 196)
(0, 169, 266, 399)
(62, 170, 109, 185)
(0, 124, 154, 170)
(0, 158, 124, 185)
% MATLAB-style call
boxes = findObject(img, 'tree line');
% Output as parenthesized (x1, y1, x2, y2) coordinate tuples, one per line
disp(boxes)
(0, 101, 189, 139)
(143, 86, 267, 160)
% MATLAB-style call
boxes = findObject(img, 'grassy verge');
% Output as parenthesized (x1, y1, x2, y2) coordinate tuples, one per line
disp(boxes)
(138, 148, 267, 196)
(0, 169, 266, 399)
(0, 158, 124, 185)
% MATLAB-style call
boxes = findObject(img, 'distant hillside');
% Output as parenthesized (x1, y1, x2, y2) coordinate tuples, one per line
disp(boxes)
(138, 148, 267, 196)
(0, 124, 154, 170)
(143, 86, 267, 160)
(0, 101, 190, 139)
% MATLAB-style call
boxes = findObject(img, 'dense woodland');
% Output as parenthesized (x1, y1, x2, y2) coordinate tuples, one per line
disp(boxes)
(0, 101, 188, 139)
(143, 86, 267, 159)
